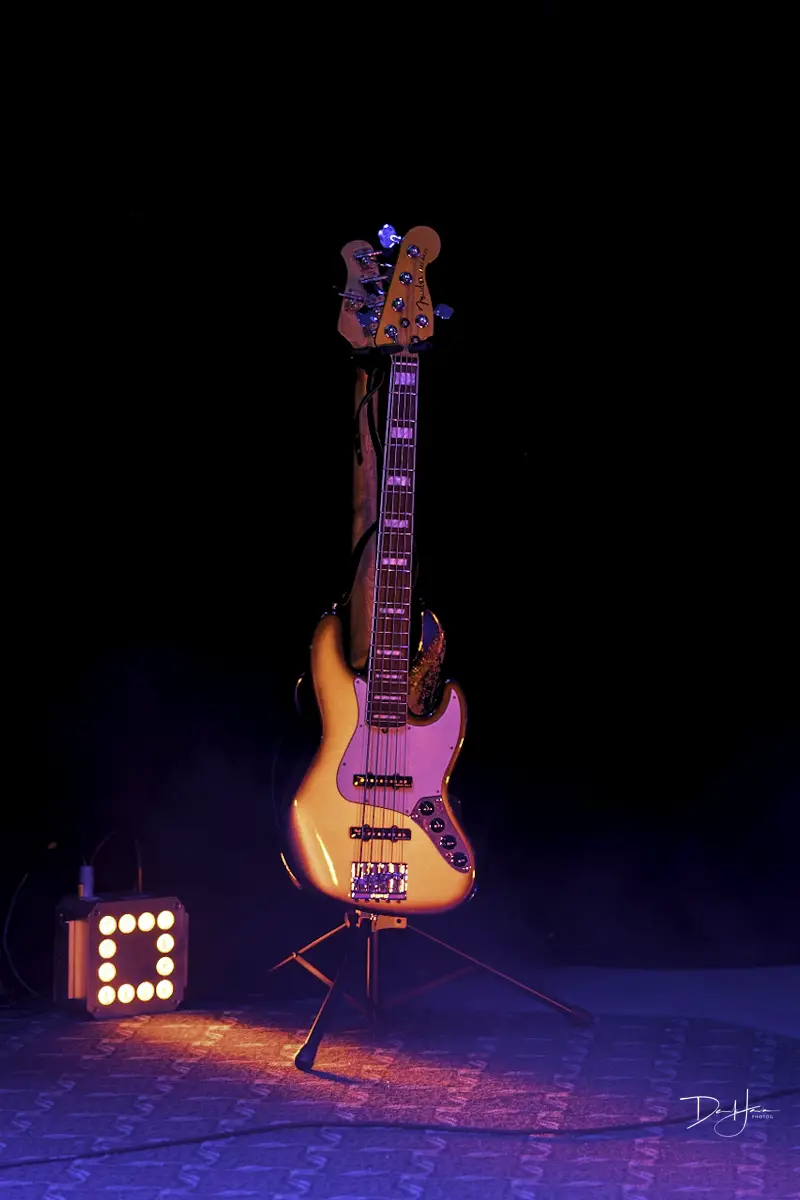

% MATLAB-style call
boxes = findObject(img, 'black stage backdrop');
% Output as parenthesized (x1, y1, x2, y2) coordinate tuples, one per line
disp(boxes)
(4, 123, 798, 1002)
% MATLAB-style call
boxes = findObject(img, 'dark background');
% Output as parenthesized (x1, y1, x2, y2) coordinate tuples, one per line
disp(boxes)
(4, 107, 797, 1006)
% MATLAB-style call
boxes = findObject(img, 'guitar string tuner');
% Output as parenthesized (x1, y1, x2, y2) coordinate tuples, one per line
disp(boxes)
(378, 223, 403, 249)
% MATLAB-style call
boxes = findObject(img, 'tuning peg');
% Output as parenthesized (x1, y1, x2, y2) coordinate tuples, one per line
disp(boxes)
(434, 303, 454, 319)
(378, 224, 402, 249)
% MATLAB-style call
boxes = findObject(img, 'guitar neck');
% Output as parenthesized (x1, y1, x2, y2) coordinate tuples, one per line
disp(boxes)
(365, 353, 420, 726)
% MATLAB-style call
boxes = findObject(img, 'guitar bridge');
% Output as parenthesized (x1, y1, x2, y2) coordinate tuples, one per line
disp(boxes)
(350, 861, 408, 902)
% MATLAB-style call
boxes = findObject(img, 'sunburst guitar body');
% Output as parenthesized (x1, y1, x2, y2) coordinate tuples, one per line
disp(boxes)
(285, 613, 474, 914)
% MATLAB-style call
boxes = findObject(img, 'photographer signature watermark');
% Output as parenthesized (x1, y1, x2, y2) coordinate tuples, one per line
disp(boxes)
(680, 1089, 779, 1137)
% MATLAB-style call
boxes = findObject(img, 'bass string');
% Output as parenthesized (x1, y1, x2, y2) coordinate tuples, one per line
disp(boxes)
(395, 350, 419, 873)
(384, 352, 416, 875)
(361, 354, 398, 870)
(394, 353, 417, 874)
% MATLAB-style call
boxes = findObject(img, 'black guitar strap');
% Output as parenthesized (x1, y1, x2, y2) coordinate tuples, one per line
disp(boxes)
(353, 367, 383, 465)
(341, 521, 378, 606)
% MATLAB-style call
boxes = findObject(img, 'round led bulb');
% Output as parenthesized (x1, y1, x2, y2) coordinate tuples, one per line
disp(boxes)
(98, 915, 117, 936)
(98, 939, 117, 959)
(156, 910, 175, 930)
(97, 986, 116, 1006)
(156, 956, 174, 976)
(138, 912, 155, 932)
(156, 979, 174, 999)
(98, 962, 116, 982)
(117, 984, 135, 1004)
(137, 981, 155, 1001)
(156, 933, 175, 953)
(118, 914, 136, 934)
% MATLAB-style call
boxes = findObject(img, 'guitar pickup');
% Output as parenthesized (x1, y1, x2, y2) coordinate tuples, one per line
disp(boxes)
(353, 773, 413, 789)
(350, 824, 412, 842)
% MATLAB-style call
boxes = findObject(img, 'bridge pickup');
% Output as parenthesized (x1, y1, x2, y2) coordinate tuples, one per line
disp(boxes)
(350, 861, 408, 902)
(353, 773, 413, 789)
(350, 824, 411, 842)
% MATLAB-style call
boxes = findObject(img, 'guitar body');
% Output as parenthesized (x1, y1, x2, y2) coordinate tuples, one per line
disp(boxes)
(285, 614, 476, 915)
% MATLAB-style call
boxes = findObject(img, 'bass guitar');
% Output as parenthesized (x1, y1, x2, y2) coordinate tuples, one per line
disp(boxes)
(285, 226, 475, 915)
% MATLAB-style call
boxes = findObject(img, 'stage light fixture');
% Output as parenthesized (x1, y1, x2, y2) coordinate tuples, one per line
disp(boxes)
(54, 892, 188, 1019)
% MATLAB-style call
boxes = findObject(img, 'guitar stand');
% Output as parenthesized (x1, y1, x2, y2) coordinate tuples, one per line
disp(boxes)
(268, 909, 593, 1072)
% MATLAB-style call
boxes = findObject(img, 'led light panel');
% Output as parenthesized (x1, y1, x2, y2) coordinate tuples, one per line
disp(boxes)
(54, 895, 188, 1019)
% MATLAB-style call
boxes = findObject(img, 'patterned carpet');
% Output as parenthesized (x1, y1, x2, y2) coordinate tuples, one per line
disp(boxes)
(1, 984, 797, 1199)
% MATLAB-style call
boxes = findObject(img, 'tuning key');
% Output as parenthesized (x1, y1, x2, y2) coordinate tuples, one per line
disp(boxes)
(378, 223, 403, 249)
(434, 303, 454, 319)
(354, 247, 381, 262)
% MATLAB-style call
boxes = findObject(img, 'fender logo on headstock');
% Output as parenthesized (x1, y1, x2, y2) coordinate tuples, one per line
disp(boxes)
(415, 249, 429, 312)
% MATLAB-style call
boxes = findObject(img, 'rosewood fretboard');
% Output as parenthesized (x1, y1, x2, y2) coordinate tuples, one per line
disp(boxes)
(365, 353, 420, 727)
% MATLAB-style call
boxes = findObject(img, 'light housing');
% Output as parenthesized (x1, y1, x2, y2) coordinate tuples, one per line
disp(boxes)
(54, 894, 188, 1019)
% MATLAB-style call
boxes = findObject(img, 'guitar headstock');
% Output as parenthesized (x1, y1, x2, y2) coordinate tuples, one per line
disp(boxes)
(373, 226, 441, 351)
(337, 240, 386, 349)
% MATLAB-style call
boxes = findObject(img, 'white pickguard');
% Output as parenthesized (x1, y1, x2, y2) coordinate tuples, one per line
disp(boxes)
(336, 676, 463, 816)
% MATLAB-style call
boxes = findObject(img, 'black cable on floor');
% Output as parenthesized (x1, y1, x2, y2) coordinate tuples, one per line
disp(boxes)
(0, 1086, 797, 1171)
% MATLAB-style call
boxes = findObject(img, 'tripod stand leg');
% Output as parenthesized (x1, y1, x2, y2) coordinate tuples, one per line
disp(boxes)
(294, 917, 361, 1071)
(268, 921, 349, 972)
(406, 924, 594, 1026)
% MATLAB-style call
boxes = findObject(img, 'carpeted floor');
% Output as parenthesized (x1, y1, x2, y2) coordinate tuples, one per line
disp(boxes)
(1, 973, 797, 1199)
